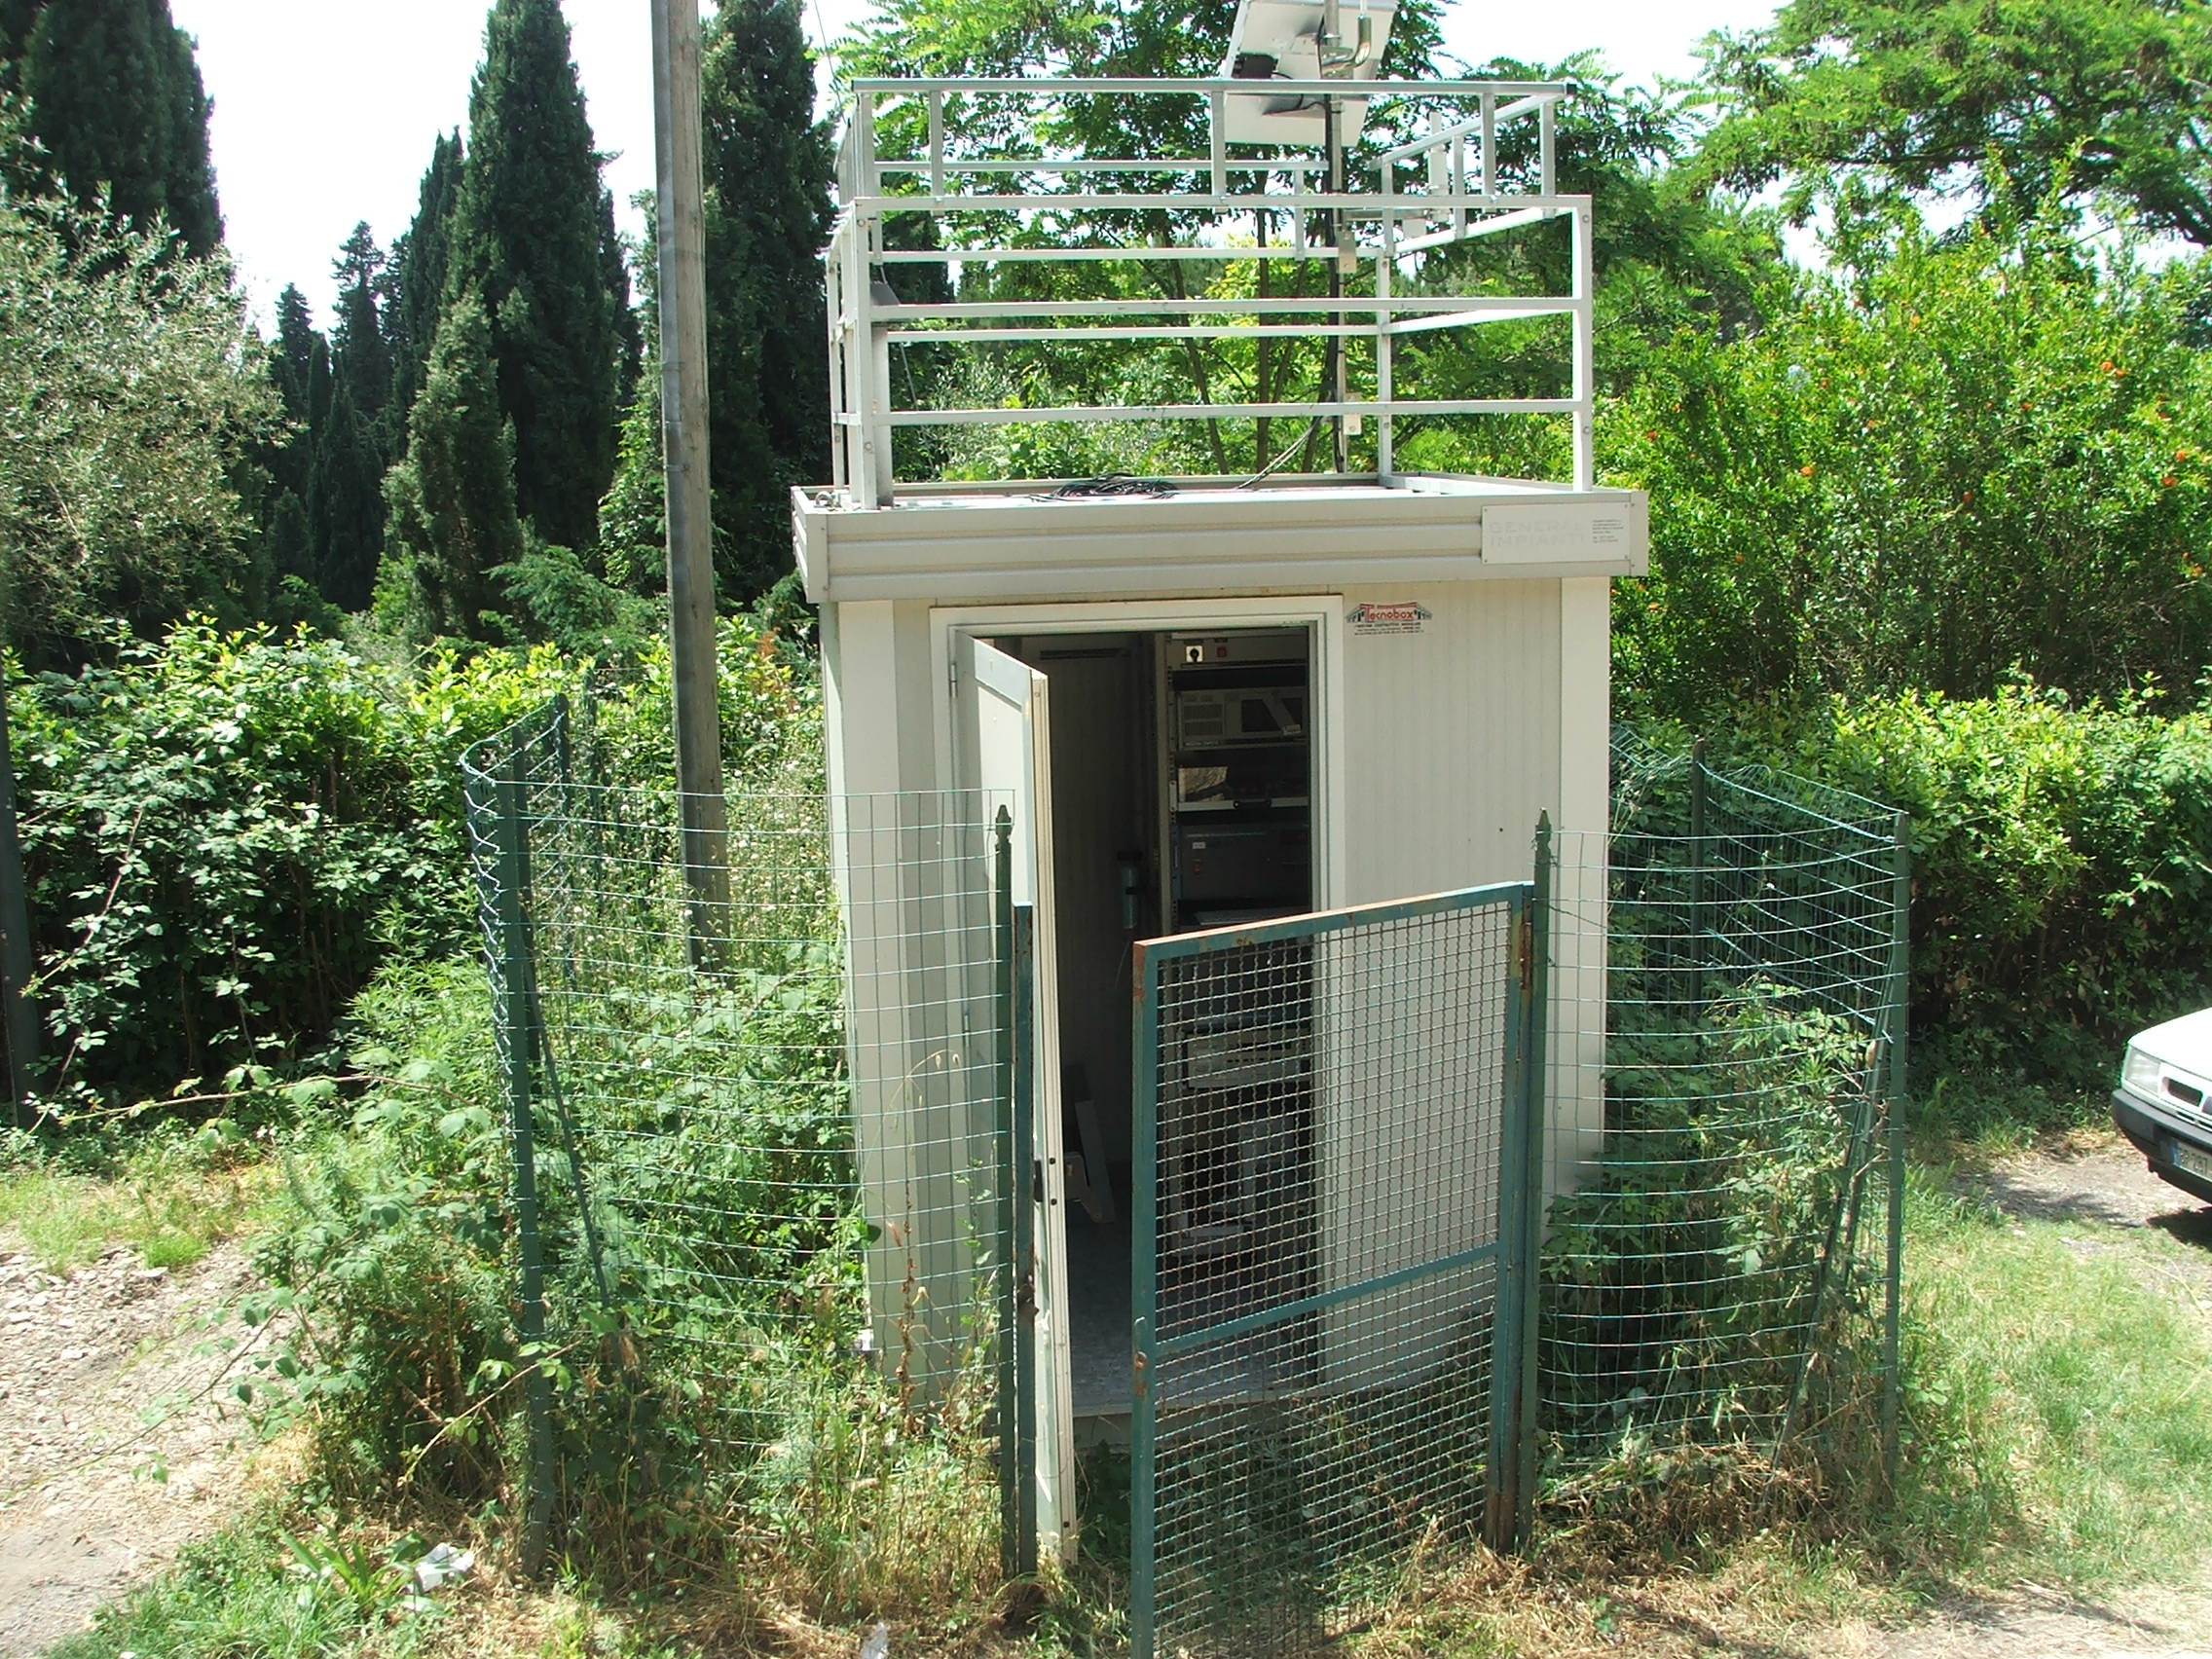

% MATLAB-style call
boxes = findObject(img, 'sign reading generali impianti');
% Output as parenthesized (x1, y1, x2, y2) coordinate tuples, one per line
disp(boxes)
(1347, 600, 1432, 637)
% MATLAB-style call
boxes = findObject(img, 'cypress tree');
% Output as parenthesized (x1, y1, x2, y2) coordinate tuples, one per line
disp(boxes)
(260, 284, 332, 603)
(315, 382, 384, 611)
(597, 363, 665, 595)
(296, 329, 335, 577)
(16, 0, 221, 254)
(383, 292, 524, 642)
(267, 490, 313, 588)
(445, 0, 621, 552)
(699, 0, 834, 600)
(331, 224, 392, 426)
(154, 14, 217, 253)
(389, 130, 462, 429)
(268, 285, 325, 511)
(0, 0, 35, 69)
(600, 185, 643, 408)
(316, 224, 393, 608)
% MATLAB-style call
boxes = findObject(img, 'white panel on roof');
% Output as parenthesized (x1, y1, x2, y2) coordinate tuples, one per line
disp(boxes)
(1221, 0, 1399, 145)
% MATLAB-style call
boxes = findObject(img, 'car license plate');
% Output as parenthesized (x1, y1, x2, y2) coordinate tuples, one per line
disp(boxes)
(2172, 1140, 2212, 1182)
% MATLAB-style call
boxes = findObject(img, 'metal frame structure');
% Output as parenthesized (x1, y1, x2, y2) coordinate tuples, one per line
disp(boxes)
(828, 76, 1594, 505)
(461, 695, 1032, 1581)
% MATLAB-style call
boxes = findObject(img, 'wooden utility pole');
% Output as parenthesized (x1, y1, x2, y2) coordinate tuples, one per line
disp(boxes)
(651, 0, 730, 964)
(0, 672, 36, 1118)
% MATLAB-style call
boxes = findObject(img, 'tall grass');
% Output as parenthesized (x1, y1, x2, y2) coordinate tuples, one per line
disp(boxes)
(49, 1512, 448, 1659)
(1893, 1168, 2212, 1589)
(0, 1127, 265, 1272)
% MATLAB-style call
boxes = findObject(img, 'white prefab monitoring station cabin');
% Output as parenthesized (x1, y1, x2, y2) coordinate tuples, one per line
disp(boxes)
(793, 7, 1647, 1556)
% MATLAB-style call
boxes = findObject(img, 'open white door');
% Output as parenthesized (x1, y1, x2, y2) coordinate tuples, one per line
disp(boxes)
(954, 634, 1076, 1560)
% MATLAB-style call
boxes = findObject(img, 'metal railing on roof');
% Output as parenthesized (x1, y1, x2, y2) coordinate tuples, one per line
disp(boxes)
(827, 76, 1594, 506)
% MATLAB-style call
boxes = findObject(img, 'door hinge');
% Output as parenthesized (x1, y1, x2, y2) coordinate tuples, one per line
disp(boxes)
(1516, 911, 1534, 987)
(948, 650, 959, 699)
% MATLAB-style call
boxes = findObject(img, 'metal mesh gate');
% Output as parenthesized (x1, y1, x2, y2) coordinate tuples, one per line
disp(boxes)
(1130, 884, 1542, 1659)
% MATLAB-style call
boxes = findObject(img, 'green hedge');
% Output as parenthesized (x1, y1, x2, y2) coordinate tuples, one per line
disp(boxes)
(1645, 686, 2212, 1096)
(1608, 216, 2212, 721)
(6, 615, 817, 1106)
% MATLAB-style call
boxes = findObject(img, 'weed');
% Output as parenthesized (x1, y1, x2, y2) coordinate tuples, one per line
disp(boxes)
(748, 1360, 1006, 1619)
(0, 1169, 112, 1270)
(49, 1510, 447, 1659)
(0, 1126, 263, 1273)
(1541, 979, 1882, 1462)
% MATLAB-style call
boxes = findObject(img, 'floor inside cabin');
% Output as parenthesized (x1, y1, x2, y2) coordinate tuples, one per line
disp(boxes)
(1066, 1200, 1323, 1422)
(1066, 1205, 1133, 1419)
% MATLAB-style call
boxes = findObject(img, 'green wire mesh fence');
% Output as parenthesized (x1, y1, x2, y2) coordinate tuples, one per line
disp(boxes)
(460, 695, 1905, 1596)
(1539, 734, 1908, 1485)
(460, 696, 1025, 1583)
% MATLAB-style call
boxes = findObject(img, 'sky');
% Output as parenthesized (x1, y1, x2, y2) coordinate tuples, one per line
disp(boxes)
(167, 0, 1784, 331)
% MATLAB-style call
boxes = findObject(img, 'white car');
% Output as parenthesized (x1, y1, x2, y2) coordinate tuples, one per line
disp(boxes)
(2113, 1008, 2212, 1204)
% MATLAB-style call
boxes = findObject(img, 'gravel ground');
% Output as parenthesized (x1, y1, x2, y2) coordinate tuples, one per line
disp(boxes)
(0, 1238, 272, 1658)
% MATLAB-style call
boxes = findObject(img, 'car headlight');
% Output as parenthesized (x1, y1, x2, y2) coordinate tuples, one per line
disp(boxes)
(2123, 1046, 2163, 1098)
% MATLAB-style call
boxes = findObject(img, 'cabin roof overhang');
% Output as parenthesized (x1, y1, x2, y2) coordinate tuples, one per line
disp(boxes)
(792, 473, 1647, 606)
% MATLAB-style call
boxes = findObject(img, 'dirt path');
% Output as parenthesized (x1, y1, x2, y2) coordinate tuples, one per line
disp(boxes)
(0, 1237, 270, 1658)
(1856, 1584, 2212, 1658)
(1568, 1578, 2212, 1659)
(1975, 1129, 2212, 1259)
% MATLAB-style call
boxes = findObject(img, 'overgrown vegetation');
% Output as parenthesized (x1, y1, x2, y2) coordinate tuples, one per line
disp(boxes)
(1611, 206, 2212, 716)
(5, 610, 809, 1108)
(231, 797, 1009, 1622)
(1543, 982, 1880, 1458)
(6, 0, 2212, 1650)
(1637, 685, 2212, 1118)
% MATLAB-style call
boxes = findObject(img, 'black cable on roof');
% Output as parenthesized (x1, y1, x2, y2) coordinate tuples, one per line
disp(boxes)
(1038, 473, 1177, 500)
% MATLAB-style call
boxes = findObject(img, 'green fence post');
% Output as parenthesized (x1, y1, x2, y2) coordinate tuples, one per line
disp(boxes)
(1487, 818, 1551, 1553)
(496, 761, 557, 1576)
(0, 672, 36, 1121)
(1129, 939, 1161, 1659)
(1882, 812, 1912, 1492)
(1687, 736, 1708, 1015)
(1516, 816, 1552, 1547)
(1483, 884, 1530, 1554)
